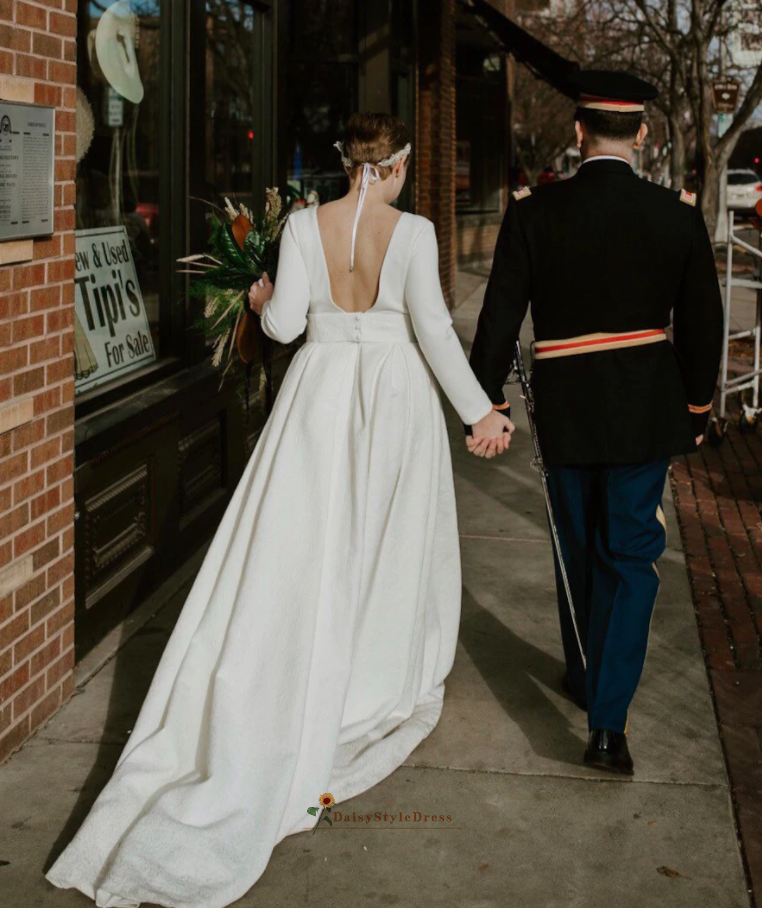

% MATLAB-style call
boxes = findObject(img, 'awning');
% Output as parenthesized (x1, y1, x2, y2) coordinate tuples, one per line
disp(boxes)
(463, 0, 580, 99)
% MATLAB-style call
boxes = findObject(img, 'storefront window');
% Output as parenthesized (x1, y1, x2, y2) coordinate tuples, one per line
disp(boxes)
(456, 48, 506, 214)
(286, 0, 358, 208)
(74, 1, 164, 396)
(203, 1, 262, 214)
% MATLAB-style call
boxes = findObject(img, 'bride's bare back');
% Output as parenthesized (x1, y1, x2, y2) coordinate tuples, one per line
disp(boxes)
(316, 198, 403, 313)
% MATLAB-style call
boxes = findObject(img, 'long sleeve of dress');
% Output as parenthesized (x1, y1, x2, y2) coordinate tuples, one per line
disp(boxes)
(260, 217, 311, 344)
(405, 221, 493, 426)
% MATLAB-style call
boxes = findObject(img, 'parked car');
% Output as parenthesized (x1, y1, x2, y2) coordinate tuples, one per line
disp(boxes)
(726, 169, 762, 212)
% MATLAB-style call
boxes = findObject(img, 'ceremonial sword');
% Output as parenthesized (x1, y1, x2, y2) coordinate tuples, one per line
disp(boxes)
(509, 340, 587, 671)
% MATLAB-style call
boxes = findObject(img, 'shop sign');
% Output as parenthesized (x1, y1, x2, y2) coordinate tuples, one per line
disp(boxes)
(0, 100, 55, 241)
(74, 226, 156, 394)
(712, 79, 740, 113)
(105, 87, 124, 128)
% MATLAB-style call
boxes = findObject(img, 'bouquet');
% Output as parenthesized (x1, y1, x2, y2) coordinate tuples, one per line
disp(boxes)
(178, 187, 288, 414)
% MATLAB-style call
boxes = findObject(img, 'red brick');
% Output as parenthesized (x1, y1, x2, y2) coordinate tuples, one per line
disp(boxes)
(32, 31, 62, 59)
(11, 314, 44, 344)
(49, 11, 76, 37)
(16, 2, 47, 29)
(47, 551, 73, 588)
(13, 366, 45, 396)
(0, 291, 29, 320)
(29, 336, 61, 365)
(48, 59, 75, 84)
(29, 285, 61, 312)
(11, 264, 45, 292)
(45, 647, 73, 689)
(0, 714, 31, 763)
(12, 674, 46, 720)
(13, 468, 46, 506)
(14, 572, 47, 612)
(30, 486, 60, 520)
(0, 503, 29, 541)
(34, 83, 62, 108)
(46, 453, 72, 485)
(0, 612, 30, 657)
(30, 635, 61, 678)
(30, 586, 60, 625)
(47, 501, 73, 535)
(3, 451, 29, 484)
(46, 307, 73, 333)
(30, 683, 61, 728)
(32, 537, 59, 572)
(13, 519, 46, 558)
(13, 623, 45, 665)
(0, 345, 29, 377)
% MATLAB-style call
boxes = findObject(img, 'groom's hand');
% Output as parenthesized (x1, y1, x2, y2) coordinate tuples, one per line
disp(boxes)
(467, 410, 515, 458)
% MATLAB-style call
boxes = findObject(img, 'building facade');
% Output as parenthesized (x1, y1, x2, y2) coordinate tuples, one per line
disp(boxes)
(0, 0, 512, 762)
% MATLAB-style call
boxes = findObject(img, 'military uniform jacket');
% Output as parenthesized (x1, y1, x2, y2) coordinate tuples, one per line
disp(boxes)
(469, 158, 724, 466)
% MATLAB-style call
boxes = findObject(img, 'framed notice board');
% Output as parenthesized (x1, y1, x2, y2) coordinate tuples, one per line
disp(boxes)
(0, 99, 55, 242)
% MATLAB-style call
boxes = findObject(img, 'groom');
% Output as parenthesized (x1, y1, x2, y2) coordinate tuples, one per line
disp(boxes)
(468, 70, 723, 775)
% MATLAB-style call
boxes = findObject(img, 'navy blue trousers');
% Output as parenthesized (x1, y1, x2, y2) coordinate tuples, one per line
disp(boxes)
(546, 460, 669, 733)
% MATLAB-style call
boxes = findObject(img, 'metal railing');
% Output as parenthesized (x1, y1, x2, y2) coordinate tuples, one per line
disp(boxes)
(714, 210, 762, 439)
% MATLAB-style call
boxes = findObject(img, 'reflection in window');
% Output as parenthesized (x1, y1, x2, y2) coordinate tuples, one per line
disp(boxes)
(456, 47, 505, 214)
(204, 1, 258, 213)
(286, 0, 358, 209)
(74, 1, 162, 394)
(286, 64, 357, 208)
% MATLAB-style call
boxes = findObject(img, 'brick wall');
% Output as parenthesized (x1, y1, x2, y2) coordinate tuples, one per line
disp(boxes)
(0, 0, 77, 763)
(416, 0, 457, 307)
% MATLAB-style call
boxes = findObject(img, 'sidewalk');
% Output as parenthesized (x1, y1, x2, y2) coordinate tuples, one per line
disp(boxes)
(0, 272, 751, 908)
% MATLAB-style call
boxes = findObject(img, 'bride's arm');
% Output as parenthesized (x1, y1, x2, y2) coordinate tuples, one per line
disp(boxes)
(404, 221, 495, 427)
(256, 217, 311, 344)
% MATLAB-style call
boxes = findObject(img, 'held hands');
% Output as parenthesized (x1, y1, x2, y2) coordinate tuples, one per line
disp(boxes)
(247, 272, 274, 316)
(466, 409, 515, 458)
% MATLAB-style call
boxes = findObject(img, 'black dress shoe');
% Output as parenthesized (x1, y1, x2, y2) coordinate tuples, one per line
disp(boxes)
(562, 674, 587, 712)
(583, 729, 634, 776)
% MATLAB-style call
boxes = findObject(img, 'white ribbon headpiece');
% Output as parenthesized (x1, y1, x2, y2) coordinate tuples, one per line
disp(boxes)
(333, 141, 412, 271)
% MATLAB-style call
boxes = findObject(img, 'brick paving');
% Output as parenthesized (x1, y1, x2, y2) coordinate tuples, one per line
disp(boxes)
(671, 385, 762, 906)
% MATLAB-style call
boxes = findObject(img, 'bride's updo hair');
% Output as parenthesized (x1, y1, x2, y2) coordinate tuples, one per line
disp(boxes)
(341, 113, 411, 180)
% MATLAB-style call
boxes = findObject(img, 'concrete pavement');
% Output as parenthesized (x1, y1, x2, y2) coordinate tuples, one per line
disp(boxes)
(0, 270, 751, 908)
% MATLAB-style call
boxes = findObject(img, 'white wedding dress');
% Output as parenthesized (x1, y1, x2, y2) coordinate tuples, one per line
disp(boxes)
(46, 206, 493, 908)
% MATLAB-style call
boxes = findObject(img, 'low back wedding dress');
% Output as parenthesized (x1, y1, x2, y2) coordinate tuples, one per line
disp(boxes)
(46, 197, 493, 908)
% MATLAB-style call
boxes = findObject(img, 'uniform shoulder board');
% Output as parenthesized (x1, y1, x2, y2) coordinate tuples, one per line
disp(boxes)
(512, 186, 532, 201)
(679, 189, 697, 207)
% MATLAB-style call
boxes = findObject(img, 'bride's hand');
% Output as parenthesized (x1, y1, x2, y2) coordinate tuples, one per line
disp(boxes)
(467, 410, 515, 458)
(247, 272, 274, 315)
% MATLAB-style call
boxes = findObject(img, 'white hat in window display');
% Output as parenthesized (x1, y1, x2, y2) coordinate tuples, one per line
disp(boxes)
(94, 0, 144, 105)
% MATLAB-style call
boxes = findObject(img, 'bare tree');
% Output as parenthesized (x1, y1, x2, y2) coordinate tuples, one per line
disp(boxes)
(579, 0, 762, 234)
(518, 0, 762, 233)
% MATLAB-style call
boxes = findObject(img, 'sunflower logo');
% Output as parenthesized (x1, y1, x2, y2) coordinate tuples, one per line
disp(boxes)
(307, 792, 335, 833)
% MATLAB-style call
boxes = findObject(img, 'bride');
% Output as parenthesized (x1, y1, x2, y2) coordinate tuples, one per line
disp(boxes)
(45, 113, 514, 908)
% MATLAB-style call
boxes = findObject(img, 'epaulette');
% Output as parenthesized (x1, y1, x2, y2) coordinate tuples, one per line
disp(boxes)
(679, 189, 697, 207)
(512, 187, 532, 201)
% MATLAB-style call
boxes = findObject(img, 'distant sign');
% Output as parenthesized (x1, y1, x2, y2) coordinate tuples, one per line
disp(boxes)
(74, 226, 156, 394)
(712, 79, 740, 113)
(0, 100, 55, 242)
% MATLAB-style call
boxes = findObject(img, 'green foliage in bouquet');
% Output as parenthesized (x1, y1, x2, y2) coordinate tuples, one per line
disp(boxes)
(178, 188, 288, 385)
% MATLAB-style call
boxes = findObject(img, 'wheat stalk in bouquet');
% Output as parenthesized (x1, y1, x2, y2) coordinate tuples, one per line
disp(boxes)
(178, 187, 287, 415)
